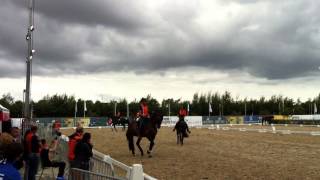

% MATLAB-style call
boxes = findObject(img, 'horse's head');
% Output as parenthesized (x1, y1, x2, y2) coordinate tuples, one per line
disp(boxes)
(151, 111, 163, 129)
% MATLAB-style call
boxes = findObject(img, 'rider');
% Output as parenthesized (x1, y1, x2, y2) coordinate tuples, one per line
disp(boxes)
(173, 106, 191, 135)
(139, 98, 150, 133)
(178, 106, 187, 121)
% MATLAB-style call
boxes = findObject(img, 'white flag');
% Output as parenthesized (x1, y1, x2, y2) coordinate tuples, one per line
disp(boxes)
(314, 103, 318, 114)
(209, 103, 212, 113)
(84, 101, 87, 112)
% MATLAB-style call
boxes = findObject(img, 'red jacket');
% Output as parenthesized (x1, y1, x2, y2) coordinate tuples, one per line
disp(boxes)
(140, 104, 149, 118)
(179, 108, 187, 117)
(25, 132, 40, 154)
(68, 133, 82, 161)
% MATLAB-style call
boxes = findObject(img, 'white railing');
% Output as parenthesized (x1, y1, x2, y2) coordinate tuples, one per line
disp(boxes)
(91, 149, 156, 180)
(59, 132, 156, 180)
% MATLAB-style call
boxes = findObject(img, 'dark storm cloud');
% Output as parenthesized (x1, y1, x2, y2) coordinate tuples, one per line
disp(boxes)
(1, 0, 320, 80)
(10, 0, 148, 31)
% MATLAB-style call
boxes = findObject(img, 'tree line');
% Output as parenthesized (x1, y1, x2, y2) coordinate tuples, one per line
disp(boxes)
(0, 92, 319, 118)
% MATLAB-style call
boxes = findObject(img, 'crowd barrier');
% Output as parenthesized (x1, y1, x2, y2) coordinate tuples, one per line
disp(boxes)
(36, 123, 156, 180)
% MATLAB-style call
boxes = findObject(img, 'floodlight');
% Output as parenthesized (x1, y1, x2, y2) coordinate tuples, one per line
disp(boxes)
(29, 55, 33, 60)
(31, 49, 36, 54)
(30, 25, 34, 31)
(26, 34, 30, 40)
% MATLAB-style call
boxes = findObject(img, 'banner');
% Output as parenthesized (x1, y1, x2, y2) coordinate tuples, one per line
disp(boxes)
(162, 116, 202, 127)
(244, 116, 261, 123)
(64, 118, 74, 127)
(202, 116, 227, 124)
(226, 116, 244, 124)
(78, 118, 90, 127)
(90, 117, 108, 126)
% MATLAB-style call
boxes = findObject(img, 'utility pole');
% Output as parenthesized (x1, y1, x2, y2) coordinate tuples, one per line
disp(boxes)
(24, 0, 35, 122)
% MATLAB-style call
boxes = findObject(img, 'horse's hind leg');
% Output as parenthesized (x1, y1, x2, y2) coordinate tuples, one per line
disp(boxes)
(181, 134, 184, 146)
(136, 137, 144, 156)
(176, 132, 179, 144)
(147, 138, 155, 158)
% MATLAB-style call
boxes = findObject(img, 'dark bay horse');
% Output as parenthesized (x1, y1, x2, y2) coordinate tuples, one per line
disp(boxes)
(173, 119, 191, 145)
(119, 117, 129, 131)
(126, 111, 163, 157)
(262, 115, 274, 125)
(111, 116, 128, 131)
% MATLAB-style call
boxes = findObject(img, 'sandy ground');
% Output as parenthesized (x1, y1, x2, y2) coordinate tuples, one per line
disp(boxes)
(62, 126, 320, 180)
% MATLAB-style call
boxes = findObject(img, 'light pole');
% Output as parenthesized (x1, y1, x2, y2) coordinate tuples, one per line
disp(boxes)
(22, 89, 26, 117)
(24, 0, 35, 122)
(168, 103, 171, 125)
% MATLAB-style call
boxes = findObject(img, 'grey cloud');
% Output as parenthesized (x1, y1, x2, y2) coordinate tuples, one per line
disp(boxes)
(1, 0, 320, 80)
(11, 0, 149, 33)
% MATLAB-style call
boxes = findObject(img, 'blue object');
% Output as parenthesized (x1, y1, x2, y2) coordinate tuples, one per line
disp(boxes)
(0, 162, 22, 180)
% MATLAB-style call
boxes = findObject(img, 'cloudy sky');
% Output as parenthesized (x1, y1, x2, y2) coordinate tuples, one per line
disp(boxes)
(0, 0, 320, 102)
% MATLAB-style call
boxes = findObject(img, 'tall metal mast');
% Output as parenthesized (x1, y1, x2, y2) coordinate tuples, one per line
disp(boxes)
(24, 0, 35, 121)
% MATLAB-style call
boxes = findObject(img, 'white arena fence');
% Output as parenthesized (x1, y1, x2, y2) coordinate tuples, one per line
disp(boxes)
(201, 124, 320, 136)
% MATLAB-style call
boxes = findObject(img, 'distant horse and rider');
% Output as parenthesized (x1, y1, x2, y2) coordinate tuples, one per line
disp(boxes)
(110, 112, 129, 132)
(173, 106, 191, 145)
(261, 115, 274, 125)
(126, 98, 163, 157)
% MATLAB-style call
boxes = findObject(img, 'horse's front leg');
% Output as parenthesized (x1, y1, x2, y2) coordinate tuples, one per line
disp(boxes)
(136, 137, 144, 156)
(147, 137, 155, 158)
(176, 131, 179, 144)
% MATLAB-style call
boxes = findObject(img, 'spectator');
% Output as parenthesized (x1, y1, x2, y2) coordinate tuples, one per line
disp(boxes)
(0, 143, 24, 180)
(74, 133, 93, 170)
(10, 127, 20, 142)
(10, 127, 23, 170)
(0, 127, 20, 144)
(40, 139, 66, 179)
(0, 132, 14, 145)
(68, 127, 83, 167)
(52, 120, 62, 136)
(24, 125, 41, 180)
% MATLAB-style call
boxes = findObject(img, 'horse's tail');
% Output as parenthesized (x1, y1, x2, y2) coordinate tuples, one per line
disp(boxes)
(126, 133, 134, 151)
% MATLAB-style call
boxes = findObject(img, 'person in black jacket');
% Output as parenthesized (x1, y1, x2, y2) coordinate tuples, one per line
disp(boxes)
(74, 133, 93, 170)
(40, 139, 66, 178)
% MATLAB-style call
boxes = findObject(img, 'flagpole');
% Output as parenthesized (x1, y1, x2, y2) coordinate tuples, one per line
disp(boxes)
(74, 101, 77, 127)
(84, 101, 86, 118)
(244, 102, 247, 116)
(168, 103, 171, 125)
(187, 103, 190, 116)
